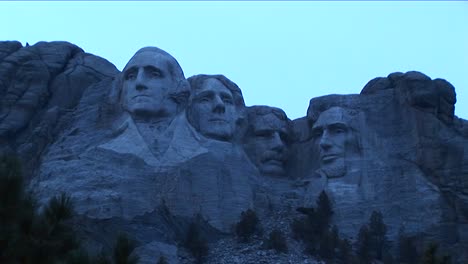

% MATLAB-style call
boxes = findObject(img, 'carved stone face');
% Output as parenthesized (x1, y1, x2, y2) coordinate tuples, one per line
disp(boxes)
(121, 50, 178, 118)
(244, 111, 289, 177)
(187, 78, 238, 141)
(311, 107, 358, 178)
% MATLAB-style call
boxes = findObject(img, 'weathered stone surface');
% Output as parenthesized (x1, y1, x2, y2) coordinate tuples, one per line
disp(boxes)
(1, 41, 467, 262)
(0, 41, 118, 178)
(290, 71, 468, 260)
(243, 106, 292, 178)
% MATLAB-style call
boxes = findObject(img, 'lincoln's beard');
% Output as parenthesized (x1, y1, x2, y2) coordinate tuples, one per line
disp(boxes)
(318, 157, 346, 178)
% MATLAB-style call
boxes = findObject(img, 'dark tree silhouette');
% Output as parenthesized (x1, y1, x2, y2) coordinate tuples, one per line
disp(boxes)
(184, 221, 208, 264)
(235, 209, 260, 242)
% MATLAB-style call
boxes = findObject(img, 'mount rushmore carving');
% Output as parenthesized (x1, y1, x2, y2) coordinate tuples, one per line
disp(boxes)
(1, 41, 467, 262)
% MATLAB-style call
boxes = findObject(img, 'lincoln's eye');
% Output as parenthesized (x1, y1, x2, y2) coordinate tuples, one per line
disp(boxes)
(312, 128, 323, 138)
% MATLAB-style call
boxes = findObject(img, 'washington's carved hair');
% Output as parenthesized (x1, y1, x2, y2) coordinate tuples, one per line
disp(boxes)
(108, 46, 190, 112)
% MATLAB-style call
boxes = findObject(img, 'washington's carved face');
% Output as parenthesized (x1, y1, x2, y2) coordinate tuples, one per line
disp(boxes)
(188, 78, 238, 141)
(311, 107, 358, 178)
(121, 51, 177, 118)
(244, 112, 289, 177)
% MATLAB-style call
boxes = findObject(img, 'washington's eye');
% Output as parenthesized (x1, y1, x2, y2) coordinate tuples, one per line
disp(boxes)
(150, 69, 162, 78)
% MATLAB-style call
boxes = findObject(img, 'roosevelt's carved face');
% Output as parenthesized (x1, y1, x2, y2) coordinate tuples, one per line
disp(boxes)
(244, 111, 289, 177)
(311, 107, 358, 178)
(187, 78, 238, 141)
(121, 51, 178, 118)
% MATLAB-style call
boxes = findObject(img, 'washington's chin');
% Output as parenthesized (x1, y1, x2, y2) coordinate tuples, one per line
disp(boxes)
(201, 128, 233, 142)
(127, 101, 177, 118)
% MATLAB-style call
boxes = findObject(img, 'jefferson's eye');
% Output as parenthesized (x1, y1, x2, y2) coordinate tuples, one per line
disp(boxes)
(223, 97, 233, 104)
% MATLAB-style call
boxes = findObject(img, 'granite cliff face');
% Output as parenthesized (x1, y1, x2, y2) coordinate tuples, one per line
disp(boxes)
(1, 41, 467, 263)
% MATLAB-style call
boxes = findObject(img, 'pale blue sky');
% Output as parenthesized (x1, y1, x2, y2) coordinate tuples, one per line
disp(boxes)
(1, 1, 467, 120)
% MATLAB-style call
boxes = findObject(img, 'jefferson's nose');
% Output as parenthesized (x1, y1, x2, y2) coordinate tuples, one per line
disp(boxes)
(212, 96, 225, 113)
(271, 133, 285, 152)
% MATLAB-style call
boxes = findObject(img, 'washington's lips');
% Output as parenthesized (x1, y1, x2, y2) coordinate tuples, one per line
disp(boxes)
(263, 159, 283, 167)
(132, 95, 151, 99)
(321, 154, 340, 162)
(209, 118, 227, 123)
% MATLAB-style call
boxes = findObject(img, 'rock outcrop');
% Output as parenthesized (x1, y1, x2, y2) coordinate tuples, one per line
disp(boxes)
(1, 41, 466, 263)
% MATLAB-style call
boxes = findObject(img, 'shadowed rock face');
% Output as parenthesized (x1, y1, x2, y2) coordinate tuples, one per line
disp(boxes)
(310, 106, 361, 179)
(0, 41, 118, 178)
(2, 41, 467, 263)
(243, 106, 290, 177)
(120, 47, 189, 120)
(186, 74, 245, 142)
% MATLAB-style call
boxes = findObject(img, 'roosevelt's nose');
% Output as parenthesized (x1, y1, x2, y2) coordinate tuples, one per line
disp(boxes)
(212, 95, 225, 113)
(271, 133, 285, 152)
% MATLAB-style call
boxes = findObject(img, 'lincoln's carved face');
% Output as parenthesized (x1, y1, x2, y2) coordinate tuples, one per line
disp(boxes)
(121, 50, 178, 118)
(244, 108, 289, 177)
(187, 78, 239, 141)
(311, 107, 359, 178)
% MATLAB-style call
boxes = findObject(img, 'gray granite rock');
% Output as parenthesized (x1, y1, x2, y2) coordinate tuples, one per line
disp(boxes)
(0, 41, 118, 178)
(1, 41, 466, 262)
(290, 71, 468, 260)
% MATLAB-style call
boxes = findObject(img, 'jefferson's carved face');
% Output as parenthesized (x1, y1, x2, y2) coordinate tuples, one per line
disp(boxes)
(121, 51, 177, 118)
(244, 112, 289, 177)
(187, 78, 238, 141)
(311, 107, 358, 178)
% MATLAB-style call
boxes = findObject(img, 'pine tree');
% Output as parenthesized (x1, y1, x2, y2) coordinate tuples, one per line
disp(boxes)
(265, 229, 288, 253)
(368, 210, 389, 260)
(422, 243, 439, 264)
(398, 226, 419, 264)
(316, 191, 333, 233)
(0, 155, 139, 264)
(157, 255, 169, 264)
(184, 221, 208, 264)
(337, 238, 355, 264)
(113, 233, 139, 264)
(355, 225, 371, 264)
(235, 209, 260, 242)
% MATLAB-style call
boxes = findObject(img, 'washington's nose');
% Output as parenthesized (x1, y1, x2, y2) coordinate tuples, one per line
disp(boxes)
(135, 70, 148, 91)
(212, 96, 225, 113)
